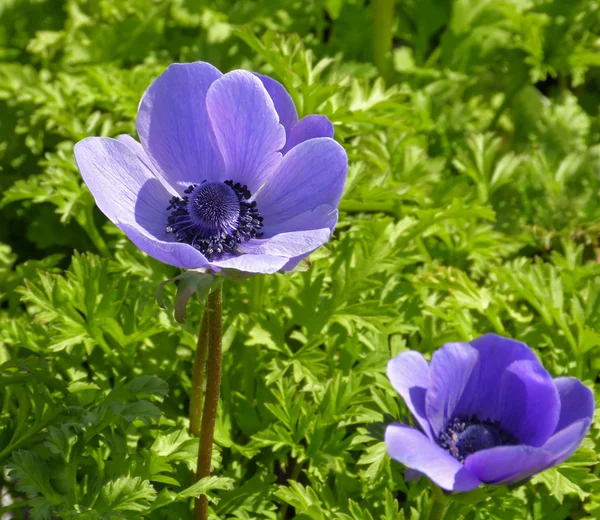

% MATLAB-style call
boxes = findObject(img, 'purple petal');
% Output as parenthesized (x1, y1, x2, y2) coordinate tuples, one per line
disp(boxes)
(542, 418, 592, 468)
(116, 135, 157, 174)
(452, 334, 546, 430)
(119, 221, 210, 269)
(206, 70, 286, 192)
(242, 205, 338, 268)
(253, 73, 298, 133)
(282, 115, 334, 154)
(553, 377, 595, 433)
(210, 253, 289, 274)
(255, 138, 347, 227)
(263, 204, 338, 237)
(240, 228, 332, 258)
(385, 424, 481, 492)
(493, 359, 560, 446)
(75, 137, 173, 226)
(425, 342, 479, 438)
(74, 137, 209, 269)
(535, 378, 595, 469)
(137, 62, 225, 190)
(465, 444, 551, 485)
(387, 351, 433, 439)
(279, 255, 310, 272)
(403, 469, 424, 482)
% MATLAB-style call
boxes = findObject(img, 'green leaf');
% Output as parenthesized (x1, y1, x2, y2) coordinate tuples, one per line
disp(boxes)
(532, 467, 592, 504)
(44, 425, 78, 462)
(95, 476, 156, 514)
(176, 476, 235, 502)
(156, 271, 221, 323)
(8, 450, 63, 505)
(127, 375, 170, 401)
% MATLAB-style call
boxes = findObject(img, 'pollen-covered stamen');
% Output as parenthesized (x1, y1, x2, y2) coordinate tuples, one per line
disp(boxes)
(189, 182, 240, 235)
(165, 180, 264, 260)
(438, 416, 518, 463)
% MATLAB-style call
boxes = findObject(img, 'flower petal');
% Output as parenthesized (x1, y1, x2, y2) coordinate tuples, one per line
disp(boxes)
(385, 424, 481, 492)
(272, 208, 338, 271)
(241, 228, 332, 258)
(465, 444, 551, 485)
(240, 205, 337, 266)
(253, 73, 298, 133)
(137, 62, 225, 190)
(425, 342, 479, 438)
(74, 137, 209, 269)
(116, 134, 158, 174)
(209, 253, 289, 274)
(206, 70, 286, 192)
(282, 115, 334, 154)
(553, 377, 595, 433)
(279, 255, 310, 272)
(493, 359, 560, 446)
(75, 137, 171, 226)
(452, 334, 546, 429)
(119, 221, 210, 269)
(262, 204, 338, 237)
(535, 378, 595, 469)
(255, 137, 347, 227)
(542, 418, 592, 468)
(387, 351, 433, 439)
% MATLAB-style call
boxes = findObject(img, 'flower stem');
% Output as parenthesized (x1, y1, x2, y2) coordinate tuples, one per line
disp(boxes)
(78, 206, 110, 257)
(486, 78, 527, 131)
(428, 485, 449, 520)
(189, 312, 209, 437)
(279, 459, 304, 518)
(195, 284, 223, 520)
(339, 199, 402, 219)
(372, 0, 395, 80)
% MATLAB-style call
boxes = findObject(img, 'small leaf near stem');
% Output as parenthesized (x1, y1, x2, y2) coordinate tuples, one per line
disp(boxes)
(195, 284, 223, 520)
(156, 271, 220, 324)
(189, 311, 209, 437)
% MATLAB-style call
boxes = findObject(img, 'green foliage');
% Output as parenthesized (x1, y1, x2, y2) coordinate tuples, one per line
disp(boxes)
(1, 0, 599, 518)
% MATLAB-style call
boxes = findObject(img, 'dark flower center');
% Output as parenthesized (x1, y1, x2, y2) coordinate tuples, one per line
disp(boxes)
(438, 416, 517, 463)
(166, 180, 264, 259)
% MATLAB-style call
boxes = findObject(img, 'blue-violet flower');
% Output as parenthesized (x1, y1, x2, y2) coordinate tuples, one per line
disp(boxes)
(74, 62, 347, 274)
(385, 334, 594, 491)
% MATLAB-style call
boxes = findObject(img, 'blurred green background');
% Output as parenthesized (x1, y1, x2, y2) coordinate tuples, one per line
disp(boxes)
(0, 1, 599, 519)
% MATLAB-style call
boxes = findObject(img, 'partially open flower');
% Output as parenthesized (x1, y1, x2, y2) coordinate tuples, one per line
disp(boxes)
(385, 334, 594, 492)
(74, 62, 347, 274)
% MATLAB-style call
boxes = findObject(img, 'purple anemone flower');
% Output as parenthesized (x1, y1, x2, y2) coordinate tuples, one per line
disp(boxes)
(74, 62, 347, 274)
(385, 334, 594, 492)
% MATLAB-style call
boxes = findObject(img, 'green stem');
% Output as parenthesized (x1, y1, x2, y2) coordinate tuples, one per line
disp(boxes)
(195, 285, 223, 520)
(79, 206, 110, 257)
(488, 310, 505, 335)
(575, 350, 584, 380)
(429, 486, 449, 520)
(487, 79, 527, 132)
(0, 501, 33, 515)
(249, 275, 264, 314)
(340, 199, 402, 219)
(279, 460, 304, 518)
(372, 0, 395, 80)
(189, 312, 209, 437)
(415, 236, 432, 263)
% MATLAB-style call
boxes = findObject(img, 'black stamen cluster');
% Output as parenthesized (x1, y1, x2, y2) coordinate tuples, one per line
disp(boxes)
(165, 180, 264, 260)
(438, 415, 517, 463)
